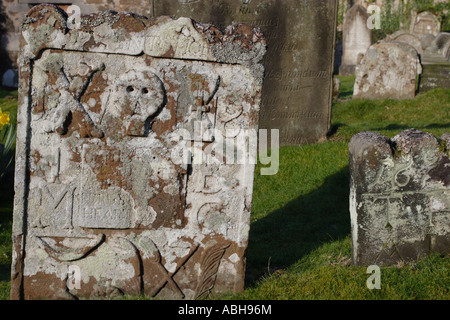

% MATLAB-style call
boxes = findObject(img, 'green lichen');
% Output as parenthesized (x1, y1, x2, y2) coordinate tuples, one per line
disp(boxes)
(392, 143, 403, 159)
(438, 139, 449, 157)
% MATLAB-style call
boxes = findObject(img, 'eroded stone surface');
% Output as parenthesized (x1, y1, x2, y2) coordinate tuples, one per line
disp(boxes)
(349, 129, 450, 266)
(12, 4, 265, 300)
(353, 41, 422, 100)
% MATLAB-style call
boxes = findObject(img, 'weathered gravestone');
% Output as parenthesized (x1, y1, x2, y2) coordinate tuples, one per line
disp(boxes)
(388, 30, 423, 55)
(349, 129, 450, 266)
(153, 0, 338, 146)
(353, 41, 422, 100)
(11, 4, 266, 300)
(424, 32, 450, 62)
(410, 11, 441, 37)
(339, 4, 372, 76)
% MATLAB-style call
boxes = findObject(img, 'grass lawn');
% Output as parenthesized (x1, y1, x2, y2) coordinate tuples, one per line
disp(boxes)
(0, 79, 449, 300)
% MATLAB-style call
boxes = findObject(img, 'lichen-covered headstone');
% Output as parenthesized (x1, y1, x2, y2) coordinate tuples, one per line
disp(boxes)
(339, 4, 372, 76)
(349, 129, 450, 266)
(353, 41, 422, 100)
(11, 5, 266, 300)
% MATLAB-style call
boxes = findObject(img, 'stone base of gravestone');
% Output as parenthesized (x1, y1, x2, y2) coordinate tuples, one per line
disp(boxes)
(332, 77, 341, 100)
(353, 41, 422, 100)
(339, 64, 356, 76)
(349, 129, 450, 266)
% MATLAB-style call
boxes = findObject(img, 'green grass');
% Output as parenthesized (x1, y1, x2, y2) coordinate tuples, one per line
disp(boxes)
(0, 79, 449, 300)
(233, 76, 450, 300)
(331, 76, 450, 141)
(0, 89, 18, 126)
(0, 88, 16, 300)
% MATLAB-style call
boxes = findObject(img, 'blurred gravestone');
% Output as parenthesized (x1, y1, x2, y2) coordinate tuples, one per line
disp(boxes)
(1, 69, 18, 88)
(154, 0, 338, 146)
(410, 11, 441, 37)
(339, 4, 372, 76)
(12, 4, 265, 300)
(420, 33, 450, 93)
(350, 129, 450, 266)
(388, 30, 423, 54)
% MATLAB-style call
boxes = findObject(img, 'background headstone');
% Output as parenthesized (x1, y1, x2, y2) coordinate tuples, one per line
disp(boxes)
(353, 41, 422, 100)
(350, 129, 450, 266)
(339, 4, 372, 76)
(1, 69, 18, 88)
(388, 30, 423, 54)
(410, 11, 441, 37)
(425, 32, 450, 61)
(11, 5, 266, 300)
(419, 33, 450, 93)
(154, 0, 339, 146)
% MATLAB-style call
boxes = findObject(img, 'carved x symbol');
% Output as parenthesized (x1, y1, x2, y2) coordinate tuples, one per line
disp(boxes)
(147, 243, 199, 299)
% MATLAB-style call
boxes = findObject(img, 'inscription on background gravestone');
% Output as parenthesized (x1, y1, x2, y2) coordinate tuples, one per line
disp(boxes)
(349, 130, 450, 266)
(153, 0, 338, 146)
(410, 11, 441, 37)
(12, 5, 266, 300)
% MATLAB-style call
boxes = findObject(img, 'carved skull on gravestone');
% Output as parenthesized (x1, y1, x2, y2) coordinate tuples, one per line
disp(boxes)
(103, 70, 165, 138)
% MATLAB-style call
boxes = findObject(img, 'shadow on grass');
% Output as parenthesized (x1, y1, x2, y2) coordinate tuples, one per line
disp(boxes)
(0, 265, 10, 282)
(327, 123, 450, 142)
(338, 91, 354, 100)
(374, 123, 450, 132)
(245, 166, 351, 286)
(326, 123, 347, 138)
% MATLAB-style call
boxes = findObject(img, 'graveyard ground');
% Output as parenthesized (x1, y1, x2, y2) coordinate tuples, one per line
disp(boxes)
(0, 80, 449, 300)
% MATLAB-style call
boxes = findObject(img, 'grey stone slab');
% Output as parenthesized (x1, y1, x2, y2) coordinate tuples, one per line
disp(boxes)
(153, 0, 338, 146)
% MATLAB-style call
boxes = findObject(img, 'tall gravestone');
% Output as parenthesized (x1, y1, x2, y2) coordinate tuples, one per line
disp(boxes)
(153, 0, 338, 146)
(339, 4, 372, 76)
(12, 5, 266, 300)
(350, 130, 450, 266)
